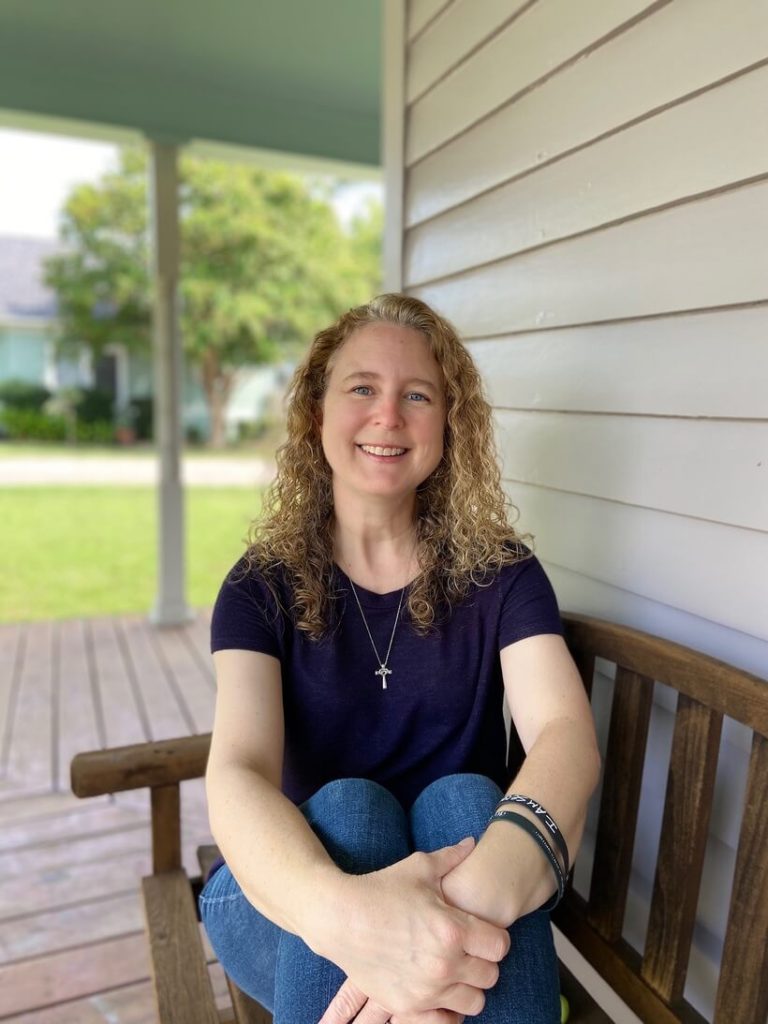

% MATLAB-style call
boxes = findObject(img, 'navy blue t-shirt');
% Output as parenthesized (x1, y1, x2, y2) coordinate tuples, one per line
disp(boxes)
(210, 553, 562, 810)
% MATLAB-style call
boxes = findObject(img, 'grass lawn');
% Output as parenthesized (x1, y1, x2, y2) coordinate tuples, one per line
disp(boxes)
(0, 487, 263, 622)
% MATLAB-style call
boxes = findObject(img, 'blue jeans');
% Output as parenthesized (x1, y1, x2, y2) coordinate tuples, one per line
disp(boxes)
(199, 774, 560, 1023)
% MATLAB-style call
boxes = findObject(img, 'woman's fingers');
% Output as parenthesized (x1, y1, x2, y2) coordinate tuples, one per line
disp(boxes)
(456, 910, 511, 964)
(452, 951, 500, 991)
(317, 979, 371, 1024)
(391, 1012, 465, 1024)
(352, 999, 395, 1024)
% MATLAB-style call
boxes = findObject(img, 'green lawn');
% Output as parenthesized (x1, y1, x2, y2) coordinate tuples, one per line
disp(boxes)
(0, 487, 262, 622)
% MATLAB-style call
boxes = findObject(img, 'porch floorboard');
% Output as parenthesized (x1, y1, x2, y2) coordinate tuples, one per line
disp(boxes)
(0, 610, 221, 1022)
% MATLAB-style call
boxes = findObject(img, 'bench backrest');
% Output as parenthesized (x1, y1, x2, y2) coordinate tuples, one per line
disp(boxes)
(554, 613, 768, 1024)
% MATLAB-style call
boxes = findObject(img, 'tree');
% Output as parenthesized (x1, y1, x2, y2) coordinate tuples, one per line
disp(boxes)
(45, 148, 382, 446)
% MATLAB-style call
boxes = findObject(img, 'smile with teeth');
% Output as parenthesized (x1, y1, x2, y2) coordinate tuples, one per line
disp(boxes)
(358, 444, 407, 457)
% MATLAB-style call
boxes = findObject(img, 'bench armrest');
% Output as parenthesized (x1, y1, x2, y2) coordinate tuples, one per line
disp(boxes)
(70, 733, 211, 797)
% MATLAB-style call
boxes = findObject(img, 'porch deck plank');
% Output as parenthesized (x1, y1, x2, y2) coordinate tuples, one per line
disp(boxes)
(57, 618, 102, 790)
(0, 622, 22, 776)
(2, 963, 231, 1023)
(5, 620, 54, 790)
(0, 609, 220, 1022)
(0, 931, 151, 1018)
(186, 612, 216, 684)
(89, 617, 150, 749)
(152, 623, 216, 735)
(0, 891, 144, 963)
(120, 616, 194, 741)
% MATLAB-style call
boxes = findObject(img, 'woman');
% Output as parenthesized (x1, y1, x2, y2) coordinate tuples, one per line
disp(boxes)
(200, 294, 600, 1024)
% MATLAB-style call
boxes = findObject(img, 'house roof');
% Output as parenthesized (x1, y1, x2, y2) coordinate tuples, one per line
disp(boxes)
(0, 235, 62, 321)
(0, 0, 382, 168)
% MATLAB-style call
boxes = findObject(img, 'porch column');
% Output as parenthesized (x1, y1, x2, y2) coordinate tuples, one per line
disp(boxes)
(148, 139, 192, 626)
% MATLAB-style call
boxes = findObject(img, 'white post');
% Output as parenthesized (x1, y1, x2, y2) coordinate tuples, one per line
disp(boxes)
(382, 0, 406, 293)
(148, 139, 192, 626)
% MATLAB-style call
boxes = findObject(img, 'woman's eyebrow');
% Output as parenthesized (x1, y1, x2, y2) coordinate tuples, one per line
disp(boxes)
(340, 370, 438, 390)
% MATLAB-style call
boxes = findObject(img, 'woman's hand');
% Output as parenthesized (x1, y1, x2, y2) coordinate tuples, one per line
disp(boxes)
(313, 837, 509, 1024)
(319, 979, 465, 1024)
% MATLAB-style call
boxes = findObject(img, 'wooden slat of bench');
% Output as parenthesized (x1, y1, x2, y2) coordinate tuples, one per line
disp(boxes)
(562, 615, 768, 735)
(553, 892, 709, 1024)
(197, 844, 274, 1024)
(641, 696, 722, 1003)
(713, 731, 768, 1023)
(587, 666, 653, 942)
(152, 783, 182, 872)
(142, 870, 219, 1024)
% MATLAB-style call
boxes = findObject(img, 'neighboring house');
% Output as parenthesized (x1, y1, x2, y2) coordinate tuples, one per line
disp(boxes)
(0, 235, 68, 391)
(390, 1, 767, 1019)
(0, 234, 288, 439)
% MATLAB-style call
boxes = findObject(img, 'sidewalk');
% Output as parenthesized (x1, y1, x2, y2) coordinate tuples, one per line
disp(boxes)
(0, 454, 276, 486)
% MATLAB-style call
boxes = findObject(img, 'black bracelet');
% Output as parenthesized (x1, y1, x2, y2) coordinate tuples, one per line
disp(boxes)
(487, 810, 565, 911)
(496, 794, 570, 877)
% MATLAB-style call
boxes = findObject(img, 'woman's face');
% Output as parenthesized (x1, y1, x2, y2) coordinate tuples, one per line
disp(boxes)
(320, 322, 446, 505)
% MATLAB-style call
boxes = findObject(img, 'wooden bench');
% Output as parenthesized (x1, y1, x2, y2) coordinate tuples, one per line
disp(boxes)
(70, 613, 768, 1024)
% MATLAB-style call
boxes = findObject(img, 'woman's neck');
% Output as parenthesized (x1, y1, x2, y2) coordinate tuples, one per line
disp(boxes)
(332, 499, 419, 593)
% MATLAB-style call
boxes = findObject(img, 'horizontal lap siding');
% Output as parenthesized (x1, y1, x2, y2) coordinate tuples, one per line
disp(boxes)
(495, 412, 768, 532)
(403, 1, 768, 1014)
(411, 182, 768, 332)
(406, 0, 768, 225)
(405, 65, 768, 284)
(466, 309, 768, 419)
(406, 0, 529, 103)
(406, 0, 660, 165)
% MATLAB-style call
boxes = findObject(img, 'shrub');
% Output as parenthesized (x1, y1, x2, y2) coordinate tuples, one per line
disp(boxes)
(0, 408, 67, 441)
(76, 420, 115, 444)
(0, 379, 51, 412)
(130, 396, 154, 440)
(76, 388, 114, 424)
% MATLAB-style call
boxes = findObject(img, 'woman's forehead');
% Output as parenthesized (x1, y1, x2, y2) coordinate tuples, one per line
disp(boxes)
(328, 322, 441, 378)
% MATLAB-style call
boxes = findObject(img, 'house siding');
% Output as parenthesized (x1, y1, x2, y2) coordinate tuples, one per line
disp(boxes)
(0, 326, 49, 383)
(396, 1, 768, 1019)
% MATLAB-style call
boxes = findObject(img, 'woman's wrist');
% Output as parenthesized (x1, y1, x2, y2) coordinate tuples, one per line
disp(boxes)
(441, 817, 561, 927)
(288, 859, 351, 954)
(440, 837, 524, 928)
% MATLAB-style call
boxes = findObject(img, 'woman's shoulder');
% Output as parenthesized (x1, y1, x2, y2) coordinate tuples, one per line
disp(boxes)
(211, 554, 290, 654)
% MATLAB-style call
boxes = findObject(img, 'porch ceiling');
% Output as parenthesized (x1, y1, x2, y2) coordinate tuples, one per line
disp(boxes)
(0, 0, 381, 167)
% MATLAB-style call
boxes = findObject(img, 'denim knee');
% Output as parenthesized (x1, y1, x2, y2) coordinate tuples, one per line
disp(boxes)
(300, 777, 411, 874)
(198, 864, 280, 1009)
(410, 773, 503, 852)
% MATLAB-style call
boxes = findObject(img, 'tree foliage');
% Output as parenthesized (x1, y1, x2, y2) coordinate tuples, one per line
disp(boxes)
(45, 147, 383, 445)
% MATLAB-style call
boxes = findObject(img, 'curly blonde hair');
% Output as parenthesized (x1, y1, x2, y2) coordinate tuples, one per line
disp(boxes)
(245, 293, 529, 637)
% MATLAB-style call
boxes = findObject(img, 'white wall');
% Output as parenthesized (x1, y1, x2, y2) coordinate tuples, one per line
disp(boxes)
(388, 1, 768, 1019)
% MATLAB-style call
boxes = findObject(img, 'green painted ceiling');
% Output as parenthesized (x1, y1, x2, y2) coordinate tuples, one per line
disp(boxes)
(0, 0, 382, 166)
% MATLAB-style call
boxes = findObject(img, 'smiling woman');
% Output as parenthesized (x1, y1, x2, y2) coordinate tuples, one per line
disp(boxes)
(200, 294, 601, 1024)
(320, 321, 446, 512)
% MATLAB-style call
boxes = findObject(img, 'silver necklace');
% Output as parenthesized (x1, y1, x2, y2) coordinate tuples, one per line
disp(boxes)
(348, 579, 406, 690)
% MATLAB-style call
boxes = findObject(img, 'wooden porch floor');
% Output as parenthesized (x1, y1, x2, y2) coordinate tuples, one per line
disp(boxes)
(0, 609, 231, 1022)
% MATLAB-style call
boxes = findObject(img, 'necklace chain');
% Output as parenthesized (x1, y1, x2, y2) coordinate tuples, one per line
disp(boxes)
(348, 579, 406, 690)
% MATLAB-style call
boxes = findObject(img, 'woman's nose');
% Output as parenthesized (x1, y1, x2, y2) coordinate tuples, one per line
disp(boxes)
(373, 395, 404, 428)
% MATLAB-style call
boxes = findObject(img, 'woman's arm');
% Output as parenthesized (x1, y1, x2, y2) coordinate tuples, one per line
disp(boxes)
(440, 633, 601, 926)
(207, 649, 509, 1019)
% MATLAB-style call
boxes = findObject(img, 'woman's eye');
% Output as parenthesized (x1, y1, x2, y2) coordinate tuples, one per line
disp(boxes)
(407, 392, 428, 402)
(352, 385, 372, 396)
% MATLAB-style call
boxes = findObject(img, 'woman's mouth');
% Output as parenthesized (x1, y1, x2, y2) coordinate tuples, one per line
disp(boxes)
(357, 444, 407, 458)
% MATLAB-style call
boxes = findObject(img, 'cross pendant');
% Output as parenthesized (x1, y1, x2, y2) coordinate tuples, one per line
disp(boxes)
(375, 665, 392, 690)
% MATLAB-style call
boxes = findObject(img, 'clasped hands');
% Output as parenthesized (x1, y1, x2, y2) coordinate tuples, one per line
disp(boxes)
(313, 837, 511, 1024)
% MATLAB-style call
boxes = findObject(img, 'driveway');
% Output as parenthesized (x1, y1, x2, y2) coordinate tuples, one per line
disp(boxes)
(0, 454, 275, 486)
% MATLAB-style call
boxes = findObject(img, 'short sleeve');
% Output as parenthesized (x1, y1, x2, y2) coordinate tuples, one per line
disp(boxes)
(497, 554, 563, 649)
(210, 559, 285, 658)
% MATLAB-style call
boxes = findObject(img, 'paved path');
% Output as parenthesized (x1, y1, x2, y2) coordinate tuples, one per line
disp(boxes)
(0, 455, 275, 486)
